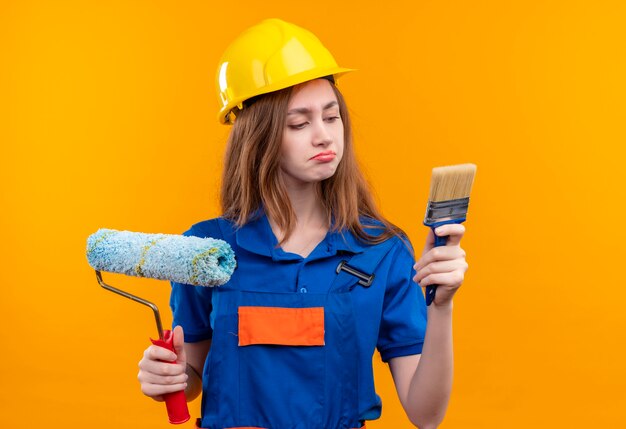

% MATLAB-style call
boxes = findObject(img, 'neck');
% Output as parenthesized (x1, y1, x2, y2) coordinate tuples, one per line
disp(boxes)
(267, 176, 328, 250)
(282, 176, 327, 227)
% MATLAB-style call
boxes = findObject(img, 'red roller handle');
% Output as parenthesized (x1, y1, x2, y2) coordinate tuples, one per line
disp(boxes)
(150, 329, 190, 424)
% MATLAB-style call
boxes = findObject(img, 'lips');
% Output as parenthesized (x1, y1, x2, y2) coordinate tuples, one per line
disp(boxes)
(310, 150, 336, 162)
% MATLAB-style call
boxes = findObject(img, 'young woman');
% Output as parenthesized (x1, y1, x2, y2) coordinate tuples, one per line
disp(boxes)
(137, 19, 468, 429)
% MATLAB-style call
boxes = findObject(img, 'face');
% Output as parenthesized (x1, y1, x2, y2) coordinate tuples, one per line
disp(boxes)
(280, 79, 344, 187)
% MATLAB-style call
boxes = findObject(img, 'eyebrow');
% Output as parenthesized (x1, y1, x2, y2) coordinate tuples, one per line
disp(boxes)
(287, 101, 338, 115)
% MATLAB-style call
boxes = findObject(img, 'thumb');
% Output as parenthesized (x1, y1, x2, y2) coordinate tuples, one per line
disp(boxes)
(172, 325, 186, 364)
(421, 228, 435, 257)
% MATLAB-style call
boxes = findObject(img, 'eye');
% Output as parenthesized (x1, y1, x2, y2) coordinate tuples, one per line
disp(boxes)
(324, 116, 340, 123)
(288, 122, 308, 130)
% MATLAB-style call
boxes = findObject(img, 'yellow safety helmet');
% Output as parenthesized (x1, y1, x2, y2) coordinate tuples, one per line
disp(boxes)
(216, 18, 354, 124)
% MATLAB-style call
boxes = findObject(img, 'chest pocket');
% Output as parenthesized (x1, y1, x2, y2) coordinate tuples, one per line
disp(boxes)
(207, 290, 335, 429)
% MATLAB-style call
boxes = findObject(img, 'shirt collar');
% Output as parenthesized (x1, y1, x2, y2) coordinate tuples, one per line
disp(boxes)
(330, 229, 367, 254)
(234, 211, 276, 258)
(234, 211, 368, 260)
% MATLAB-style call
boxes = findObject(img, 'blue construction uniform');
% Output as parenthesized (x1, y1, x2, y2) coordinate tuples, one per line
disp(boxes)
(171, 212, 427, 429)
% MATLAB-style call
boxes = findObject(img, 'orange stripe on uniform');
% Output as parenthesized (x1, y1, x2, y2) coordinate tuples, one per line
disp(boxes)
(238, 306, 325, 346)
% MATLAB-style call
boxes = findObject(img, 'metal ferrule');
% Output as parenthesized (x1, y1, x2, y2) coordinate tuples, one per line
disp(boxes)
(424, 197, 470, 225)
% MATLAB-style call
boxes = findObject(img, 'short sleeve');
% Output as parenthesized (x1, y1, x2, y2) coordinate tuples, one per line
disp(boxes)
(169, 220, 222, 343)
(376, 240, 427, 362)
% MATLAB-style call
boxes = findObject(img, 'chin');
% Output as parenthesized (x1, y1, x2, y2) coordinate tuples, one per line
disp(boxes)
(282, 164, 339, 186)
(313, 167, 339, 182)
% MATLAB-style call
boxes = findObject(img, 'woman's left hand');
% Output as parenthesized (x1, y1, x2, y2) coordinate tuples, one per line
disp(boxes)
(413, 224, 468, 306)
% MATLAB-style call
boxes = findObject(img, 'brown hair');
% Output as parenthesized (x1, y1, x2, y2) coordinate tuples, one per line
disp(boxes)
(220, 81, 405, 245)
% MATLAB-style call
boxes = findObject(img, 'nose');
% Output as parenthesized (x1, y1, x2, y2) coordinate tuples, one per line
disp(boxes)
(312, 119, 332, 147)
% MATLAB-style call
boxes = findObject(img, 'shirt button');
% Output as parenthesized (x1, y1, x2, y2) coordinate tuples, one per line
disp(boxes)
(299, 287, 308, 293)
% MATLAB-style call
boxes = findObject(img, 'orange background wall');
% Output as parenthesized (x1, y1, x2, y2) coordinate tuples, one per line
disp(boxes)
(1, 1, 625, 428)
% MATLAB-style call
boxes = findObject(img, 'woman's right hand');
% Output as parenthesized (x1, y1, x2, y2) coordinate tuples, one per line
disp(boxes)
(137, 325, 188, 402)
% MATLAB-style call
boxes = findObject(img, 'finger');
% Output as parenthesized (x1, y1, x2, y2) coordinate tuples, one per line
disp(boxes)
(172, 325, 186, 364)
(434, 224, 465, 246)
(140, 381, 188, 398)
(144, 344, 177, 363)
(139, 358, 187, 378)
(414, 246, 466, 271)
(417, 270, 465, 288)
(138, 368, 188, 386)
(413, 259, 468, 283)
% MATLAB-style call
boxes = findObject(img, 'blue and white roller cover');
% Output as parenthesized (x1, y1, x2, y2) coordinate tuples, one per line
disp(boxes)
(86, 228, 236, 286)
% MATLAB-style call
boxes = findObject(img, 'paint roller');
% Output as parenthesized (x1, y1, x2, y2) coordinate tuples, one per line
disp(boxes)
(86, 228, 236, 424)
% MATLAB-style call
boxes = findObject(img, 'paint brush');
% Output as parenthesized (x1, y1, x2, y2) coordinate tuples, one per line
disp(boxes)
(423, 163, 477, 306)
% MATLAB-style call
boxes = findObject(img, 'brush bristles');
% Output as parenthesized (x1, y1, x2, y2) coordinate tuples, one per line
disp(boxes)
(429, 163, 477, 202)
